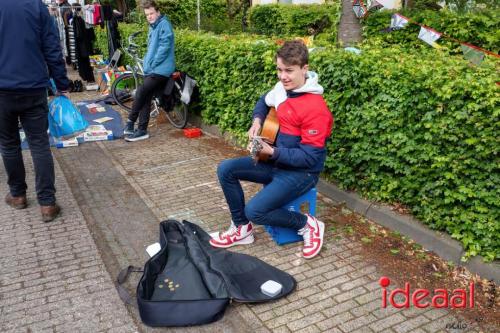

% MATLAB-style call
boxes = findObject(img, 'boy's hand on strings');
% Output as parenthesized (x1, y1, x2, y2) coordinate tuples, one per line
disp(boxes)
(247, 118, 262, 140)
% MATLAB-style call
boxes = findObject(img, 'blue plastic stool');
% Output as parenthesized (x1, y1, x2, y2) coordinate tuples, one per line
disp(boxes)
(265, 188, 317, 245)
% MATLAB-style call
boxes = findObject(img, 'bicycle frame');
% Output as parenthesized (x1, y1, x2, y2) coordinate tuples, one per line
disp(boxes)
(121, 32, 144, 91)
(112, 31, 188, 128)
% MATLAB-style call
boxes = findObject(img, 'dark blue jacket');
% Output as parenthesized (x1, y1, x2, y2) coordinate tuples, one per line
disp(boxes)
(0, 0, 69, 92)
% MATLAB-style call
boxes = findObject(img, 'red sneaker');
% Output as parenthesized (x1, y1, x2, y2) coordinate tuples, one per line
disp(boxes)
(209, 222, 254, 248)
(298, 215, 325, 259)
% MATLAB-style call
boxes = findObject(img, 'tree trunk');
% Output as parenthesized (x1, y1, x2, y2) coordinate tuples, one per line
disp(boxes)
(404, 0, 414, 9)
(115, 0, 128, 15)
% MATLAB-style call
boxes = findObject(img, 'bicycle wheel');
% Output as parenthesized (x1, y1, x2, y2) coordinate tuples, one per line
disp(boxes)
(111, 73, 140, 111)
(164, 93, 188, 129)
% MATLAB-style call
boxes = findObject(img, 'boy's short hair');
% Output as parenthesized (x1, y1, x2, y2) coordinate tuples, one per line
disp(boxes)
(141, 0, 159, 11)
(276, 40, 309, 67)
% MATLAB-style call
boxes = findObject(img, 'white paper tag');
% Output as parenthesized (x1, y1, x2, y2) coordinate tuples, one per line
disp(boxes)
(146, 242, 161, 257)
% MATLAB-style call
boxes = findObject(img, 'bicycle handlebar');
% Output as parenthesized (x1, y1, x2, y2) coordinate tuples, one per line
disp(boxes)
(128, 31, 141, 44)
(127, 31, 143, 53)
(122, 31, 145, 74)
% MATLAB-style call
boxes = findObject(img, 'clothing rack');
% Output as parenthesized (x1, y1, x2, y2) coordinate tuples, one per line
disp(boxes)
(44, 0, 90, 7)
(47, 1, 119, 65)
(46, 2, 100, 10)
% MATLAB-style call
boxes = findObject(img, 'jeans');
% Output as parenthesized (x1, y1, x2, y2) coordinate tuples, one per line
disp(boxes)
(128, 74, 168, 131)
(0, 90, 56, 206)
(217, 157, 318, 230)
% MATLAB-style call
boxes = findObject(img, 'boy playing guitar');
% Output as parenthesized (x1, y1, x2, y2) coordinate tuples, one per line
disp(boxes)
(210, 40, 333, 259)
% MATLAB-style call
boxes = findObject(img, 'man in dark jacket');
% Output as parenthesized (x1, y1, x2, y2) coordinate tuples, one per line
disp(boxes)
(0, 0, 70, 222)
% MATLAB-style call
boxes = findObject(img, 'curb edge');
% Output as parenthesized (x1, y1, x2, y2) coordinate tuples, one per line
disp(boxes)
(317, 180, 500, 284)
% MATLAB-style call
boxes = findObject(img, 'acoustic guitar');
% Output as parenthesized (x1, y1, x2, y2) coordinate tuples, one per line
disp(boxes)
(250, 107, 279, 162)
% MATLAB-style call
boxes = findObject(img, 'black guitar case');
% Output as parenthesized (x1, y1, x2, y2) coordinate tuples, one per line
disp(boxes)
(118, 219, 296, 327)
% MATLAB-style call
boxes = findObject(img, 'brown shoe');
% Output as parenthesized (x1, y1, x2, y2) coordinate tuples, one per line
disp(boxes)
(5, 193, 27, 209)
(40, 204, 61, 222)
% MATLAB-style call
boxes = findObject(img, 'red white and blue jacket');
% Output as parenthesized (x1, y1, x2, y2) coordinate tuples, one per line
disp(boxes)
(253, 72, 333, 174)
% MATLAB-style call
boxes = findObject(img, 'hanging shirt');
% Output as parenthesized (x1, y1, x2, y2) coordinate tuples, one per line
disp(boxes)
(93, 4, 102, 25)
(84, 5, 94, 25)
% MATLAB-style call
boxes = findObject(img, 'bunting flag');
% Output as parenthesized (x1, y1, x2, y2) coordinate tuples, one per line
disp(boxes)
(352, 0, 367, 19)
(377, 0, 402, 9)
(357, 8, 500, 64)
(418, 26, 442, 47)
(390, 13, 409, 30)
(368, 0, 383, 11)
(461, 44, 485, 66)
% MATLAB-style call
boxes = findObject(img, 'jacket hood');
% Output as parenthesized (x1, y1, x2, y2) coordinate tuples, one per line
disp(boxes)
(265, 71, 323, 109)
(292, 71, 323, 95)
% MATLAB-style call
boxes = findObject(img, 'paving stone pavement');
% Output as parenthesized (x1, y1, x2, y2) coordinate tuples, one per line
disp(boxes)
(0, 153, 137, 333)
(338, 0, 362, 46)
(54, 122, 493, 332)
(1, 73, 497, 333)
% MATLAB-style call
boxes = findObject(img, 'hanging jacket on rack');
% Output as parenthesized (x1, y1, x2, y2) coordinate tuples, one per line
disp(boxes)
(101, 4, 121, 60)
(72, 15, 95, 82)
(58, 2, 73, 65)
(68, 18, 78, 68)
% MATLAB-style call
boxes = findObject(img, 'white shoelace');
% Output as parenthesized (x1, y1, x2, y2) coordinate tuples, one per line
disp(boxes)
(298, 225, 311, 246)
(220, 222, 237, 238)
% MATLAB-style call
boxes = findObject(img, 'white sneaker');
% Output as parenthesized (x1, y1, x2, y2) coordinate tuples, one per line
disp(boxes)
(298, 214, 325, 259)
(209, 222, 254, 248)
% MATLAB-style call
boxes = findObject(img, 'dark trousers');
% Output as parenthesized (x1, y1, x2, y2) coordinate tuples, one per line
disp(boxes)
(0, 90, 56, 206)
(128, 74, 168, 131)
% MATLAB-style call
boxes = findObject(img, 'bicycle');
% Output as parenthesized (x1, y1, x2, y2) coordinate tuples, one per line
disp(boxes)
(110, 31, 188, 129)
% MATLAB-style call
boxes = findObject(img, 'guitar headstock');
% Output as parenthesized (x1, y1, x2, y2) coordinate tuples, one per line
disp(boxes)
(249, 137, 264, 163)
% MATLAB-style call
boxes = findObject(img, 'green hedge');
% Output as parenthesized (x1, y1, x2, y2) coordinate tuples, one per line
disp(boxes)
(135, 0, 241, 33)
(315, 47, 499, 262)
(94, 23, 147, 63)
(176, 32, 279, 135)
(95, 27, 499, 261)
(128, 1, 342, 37)
(177, 31, 500, 262)
(362, 9, 500, 54)
(248, 3, 341, 42)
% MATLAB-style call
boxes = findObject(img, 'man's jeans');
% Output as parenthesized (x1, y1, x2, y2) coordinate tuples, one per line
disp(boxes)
(217, 157, 318, 230)
(0, 90, 56, 206)
(128, 74, 168, 131)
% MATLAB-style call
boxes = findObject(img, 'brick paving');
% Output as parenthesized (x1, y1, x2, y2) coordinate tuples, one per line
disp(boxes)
(338, 0, 362, 46)
(0, 153, 137, 332)
(53, 120, 491, 332)
(1, 74, 498, 333)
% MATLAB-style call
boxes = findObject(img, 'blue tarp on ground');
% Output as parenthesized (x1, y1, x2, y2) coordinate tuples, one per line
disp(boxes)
(21, 101, 124, 149)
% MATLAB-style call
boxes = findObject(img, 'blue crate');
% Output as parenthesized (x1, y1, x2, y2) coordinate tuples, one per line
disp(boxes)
(265, 188, 317, 245)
